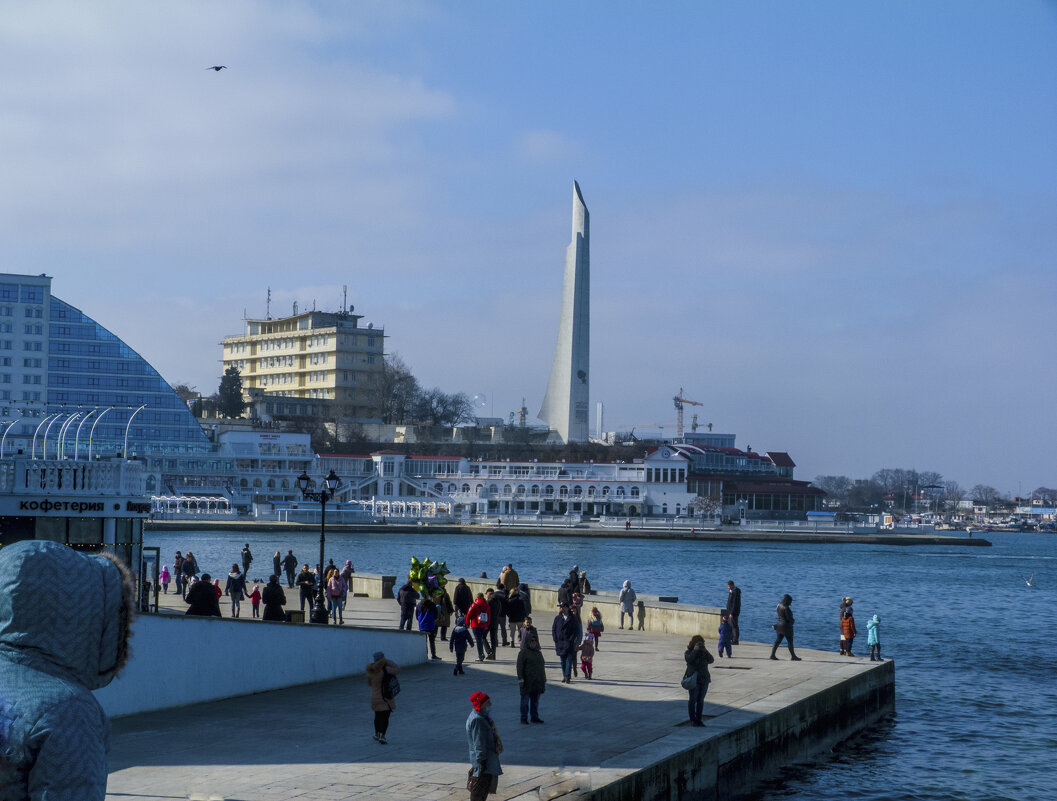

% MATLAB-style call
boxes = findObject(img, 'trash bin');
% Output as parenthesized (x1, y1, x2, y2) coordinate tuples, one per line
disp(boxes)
(286, 610, 305, 624)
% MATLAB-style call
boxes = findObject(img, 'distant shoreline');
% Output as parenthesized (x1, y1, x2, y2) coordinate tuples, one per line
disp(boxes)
(146, 519, 992, 546)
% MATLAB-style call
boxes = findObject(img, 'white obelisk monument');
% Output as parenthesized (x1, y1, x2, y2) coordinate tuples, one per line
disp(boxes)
(539, 181, 590, 442)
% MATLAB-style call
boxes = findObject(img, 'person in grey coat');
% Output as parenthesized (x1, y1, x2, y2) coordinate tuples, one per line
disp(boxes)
(0, 540, 135, 800)
(466, 691, 503, 800)
(619, 580, 637, 629)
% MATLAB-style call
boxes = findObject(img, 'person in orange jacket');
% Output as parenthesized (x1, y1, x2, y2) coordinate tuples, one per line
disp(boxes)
(840, 608, 858, 656)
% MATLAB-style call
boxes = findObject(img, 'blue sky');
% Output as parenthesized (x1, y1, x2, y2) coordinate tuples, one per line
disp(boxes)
(1, 1, 1054, 493)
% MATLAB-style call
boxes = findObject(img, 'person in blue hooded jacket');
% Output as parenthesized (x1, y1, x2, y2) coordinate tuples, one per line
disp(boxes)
(0, 540, 135, 800)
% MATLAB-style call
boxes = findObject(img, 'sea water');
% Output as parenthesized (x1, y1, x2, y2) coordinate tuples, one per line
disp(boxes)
(146, 528, 1057, 800)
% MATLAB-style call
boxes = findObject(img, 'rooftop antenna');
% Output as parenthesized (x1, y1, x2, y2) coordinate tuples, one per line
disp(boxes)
(313, 298, 317, 311)
(293, 301, 298, 315)
(266, 287, 271, 320)
(343, 285, 348, 314)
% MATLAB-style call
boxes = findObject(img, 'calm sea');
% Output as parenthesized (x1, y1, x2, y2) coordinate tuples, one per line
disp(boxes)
(146, 528, 1057, 801)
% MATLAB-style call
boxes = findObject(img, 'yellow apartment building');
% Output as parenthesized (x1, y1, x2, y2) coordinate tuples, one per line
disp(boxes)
(220, 309, 385, 421)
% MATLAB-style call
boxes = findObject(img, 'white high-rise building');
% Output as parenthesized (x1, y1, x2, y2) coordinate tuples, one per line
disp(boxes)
(539, 181, 590, 442)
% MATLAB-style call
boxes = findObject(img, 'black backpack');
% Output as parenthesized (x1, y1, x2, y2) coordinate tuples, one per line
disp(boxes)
(380, 667, 401, 700)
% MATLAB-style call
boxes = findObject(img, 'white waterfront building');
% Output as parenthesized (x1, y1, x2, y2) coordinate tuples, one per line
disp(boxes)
(312, 447, 697, 521)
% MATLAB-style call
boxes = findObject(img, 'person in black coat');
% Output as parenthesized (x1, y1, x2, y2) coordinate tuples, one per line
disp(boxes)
(261, 574, 287, 621)
(770, 594, 801, 660)
(397, 581, 419, 631)
(683, 635, 715, 726)
(557, 579, 572, 607)
(185, 574, 221, 617)
(492, 582, 509, 648)
(551, 601, 583, 683)
(282, 551, 298, 587)
(726, 580, 742, 645)
(453, 577, 473, 616)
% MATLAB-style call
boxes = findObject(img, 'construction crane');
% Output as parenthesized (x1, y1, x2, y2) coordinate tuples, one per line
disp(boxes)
(673, 388, 703, 438)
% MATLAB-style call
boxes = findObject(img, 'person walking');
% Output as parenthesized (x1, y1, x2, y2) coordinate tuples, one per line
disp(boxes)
(770, 594, 801, 661)
(327, 570, 347, 624)
(683, 634, 715, 726)
(416, 594, 441, 660)
(516, 632, 547, 724)
(247, 581, 262, 618)
(185, 573, 221, 617)
(725, 580, 742, 644)
(450, 614, 473, 675)
(397, 579, 419, 631)
(586, 607, 604, 650)
(466, 691, 503, 800)
(619, 580, 636, 629)
(340, 559, 355, 598)
(224, 564, 247, 618)
(282, 550, 298, 588)
(491, 583, 509, 650)
(436, 585, 454, 642)
(241, 544, 254, 575)
(506, 584, 527, 647)
(296, 564, 316, 614)
(467, 592, 491, 662)
(261, 574, 287, 621)
(867, 614, 883, 661)
(578, 632, 596, 679)
(551, 601, 582, 683)
(159, 563, 171, 594)
(453, 576, 473, 617)
(366, 651, 400, 745)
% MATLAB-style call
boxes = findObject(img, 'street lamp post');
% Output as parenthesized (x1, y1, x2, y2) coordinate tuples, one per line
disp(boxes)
(297, 469, 341, 625)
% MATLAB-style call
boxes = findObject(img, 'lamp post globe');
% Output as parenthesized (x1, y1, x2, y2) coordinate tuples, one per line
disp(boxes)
(296, 470, 341, 625)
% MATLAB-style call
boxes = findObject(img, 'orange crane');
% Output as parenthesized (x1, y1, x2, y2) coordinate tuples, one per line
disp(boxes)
(673, 388, 703, 438)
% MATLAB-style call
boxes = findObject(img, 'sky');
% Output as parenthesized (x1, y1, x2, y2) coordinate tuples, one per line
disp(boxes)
(1, 1, 1054, 494)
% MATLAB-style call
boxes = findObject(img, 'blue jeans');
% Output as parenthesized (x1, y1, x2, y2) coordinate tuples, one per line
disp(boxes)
(330, 597, 344, 623)
(688, 682, 708, 723)
(520, 693, 540, 721)
(559, 652, 575, 679)
(399, 606, 414, 630)
(473, 629, 488, 659)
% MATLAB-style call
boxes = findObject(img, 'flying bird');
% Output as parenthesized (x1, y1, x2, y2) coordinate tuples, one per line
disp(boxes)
(206, 65, 227, 72)
(1024, 572, 1036, 587)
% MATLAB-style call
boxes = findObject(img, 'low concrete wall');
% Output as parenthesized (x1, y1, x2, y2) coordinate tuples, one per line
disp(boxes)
(93, 614, 425, 718)
(347, 571, 722, 640)
(590, 660, 896, 800)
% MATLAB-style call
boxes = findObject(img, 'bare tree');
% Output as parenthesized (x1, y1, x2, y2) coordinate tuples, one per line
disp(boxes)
(814, 475, 852, 505)
(969, 484, 1004, 505)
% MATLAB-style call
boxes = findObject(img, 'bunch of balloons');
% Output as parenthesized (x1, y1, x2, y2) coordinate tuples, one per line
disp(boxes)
(408, 556, 450, 599)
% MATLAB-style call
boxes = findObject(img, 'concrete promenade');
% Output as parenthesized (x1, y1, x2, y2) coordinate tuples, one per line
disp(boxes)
(106, 593, 894, 800)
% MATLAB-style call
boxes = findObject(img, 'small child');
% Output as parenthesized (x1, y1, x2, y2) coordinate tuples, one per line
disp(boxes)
(586, 607, 604, 650)
(247, 582, 262, 618)
(717, 612, 733, 657)
(578, 632, 596, 679)
(570, 591, 584, 619)
(867, 614, 882, 661)
(159, 565, 171, 594)
(841, 608, 857, 656)
(449, 614, 473, 675)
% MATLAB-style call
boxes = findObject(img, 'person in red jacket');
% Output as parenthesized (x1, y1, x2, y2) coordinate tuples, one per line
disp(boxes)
(466, 593, 490, 662)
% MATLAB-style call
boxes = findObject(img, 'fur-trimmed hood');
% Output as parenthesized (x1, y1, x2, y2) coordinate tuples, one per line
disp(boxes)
(0, 540, 134, 691)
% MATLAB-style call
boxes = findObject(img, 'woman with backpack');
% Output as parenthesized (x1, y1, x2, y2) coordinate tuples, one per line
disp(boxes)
(366, 651, 401, 745)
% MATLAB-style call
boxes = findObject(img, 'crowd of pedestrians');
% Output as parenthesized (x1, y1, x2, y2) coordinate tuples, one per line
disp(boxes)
(172, 543, 356, 624)
(163, 545, 885, 801)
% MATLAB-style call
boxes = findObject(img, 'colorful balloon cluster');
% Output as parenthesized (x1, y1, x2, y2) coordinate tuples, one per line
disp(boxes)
(409, 556, 450, 599)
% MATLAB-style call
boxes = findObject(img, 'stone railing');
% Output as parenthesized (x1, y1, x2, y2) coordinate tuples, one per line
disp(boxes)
(0, 457, 148, 496)
(346, 572, 722, 639)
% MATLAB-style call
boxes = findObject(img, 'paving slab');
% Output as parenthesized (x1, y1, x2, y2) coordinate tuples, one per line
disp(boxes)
(107, 592, 887, 800)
